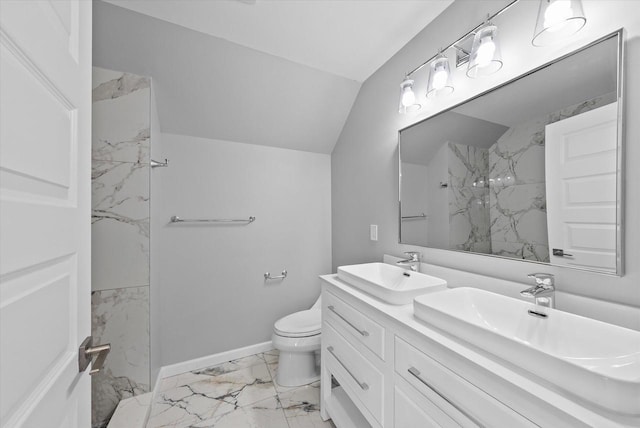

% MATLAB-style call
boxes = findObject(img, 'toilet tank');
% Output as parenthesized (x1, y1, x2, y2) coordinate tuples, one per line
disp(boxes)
(311, 295, 322, 310)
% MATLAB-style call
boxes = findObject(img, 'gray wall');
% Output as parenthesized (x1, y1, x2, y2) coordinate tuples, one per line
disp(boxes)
(426, 144, 449, 249)
(154, 134, 331, 366)
(92, 0, 360, 154)
(93, 0, 336, 368)
(332, 1, 640, 325)
(400, 162, 429, 246)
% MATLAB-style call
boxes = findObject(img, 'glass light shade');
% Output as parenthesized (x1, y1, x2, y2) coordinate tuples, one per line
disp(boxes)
(532, 0, 586, 47)
(398, 77, 421, 114)
(467, 24, 503, 78)
(426, 53, 454, 99)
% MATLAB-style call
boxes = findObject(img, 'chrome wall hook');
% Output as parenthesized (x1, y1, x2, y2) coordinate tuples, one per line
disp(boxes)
(151, 158, 169, 168)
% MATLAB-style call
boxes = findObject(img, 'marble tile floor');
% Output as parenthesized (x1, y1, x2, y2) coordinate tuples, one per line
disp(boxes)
(108, 392, 152, 428)
(147, 349, 336, 428)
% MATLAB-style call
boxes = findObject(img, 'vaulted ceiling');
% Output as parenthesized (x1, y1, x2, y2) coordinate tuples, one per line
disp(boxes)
(94, 0, 452, 153)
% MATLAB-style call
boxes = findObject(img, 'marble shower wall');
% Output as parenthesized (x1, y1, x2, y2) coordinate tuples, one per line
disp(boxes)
(447, 142, 491, 253)
(91, 67, 151, 428)
(488, 93, 616, 262)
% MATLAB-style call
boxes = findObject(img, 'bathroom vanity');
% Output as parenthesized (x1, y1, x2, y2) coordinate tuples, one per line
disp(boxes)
(319, 272, 640, 428)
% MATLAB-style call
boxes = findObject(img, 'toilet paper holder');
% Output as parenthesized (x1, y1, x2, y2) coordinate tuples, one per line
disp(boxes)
(264, 270, 287, 280)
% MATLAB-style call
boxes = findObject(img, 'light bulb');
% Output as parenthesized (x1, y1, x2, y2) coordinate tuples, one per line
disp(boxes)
(544, 0, 573, 32)
(399, 76, 421, 113)
(427, 53, 454, 98)
(432, 68, 448, 90)
(475, 36, 496, 67)
(467, 23, 502, 78)
(401, 86, 416, 107)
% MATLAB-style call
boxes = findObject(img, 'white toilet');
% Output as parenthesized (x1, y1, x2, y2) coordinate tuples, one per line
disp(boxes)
(271, 296, 322, 387)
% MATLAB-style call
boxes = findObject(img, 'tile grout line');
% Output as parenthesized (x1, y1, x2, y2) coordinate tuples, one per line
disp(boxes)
(265, 352, 294, 428)
(257, 352, 292, 428)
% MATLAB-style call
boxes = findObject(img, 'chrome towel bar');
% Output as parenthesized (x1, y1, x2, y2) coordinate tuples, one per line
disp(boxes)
(170, 216, 255, 224)
(401, 213, 427, 220)
(264, 270, 287, 280)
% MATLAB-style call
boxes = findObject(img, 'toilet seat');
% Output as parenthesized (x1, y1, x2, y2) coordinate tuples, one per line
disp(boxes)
(274, 309, 321, 338)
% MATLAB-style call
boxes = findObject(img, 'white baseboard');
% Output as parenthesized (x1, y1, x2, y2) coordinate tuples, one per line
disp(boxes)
(146, 369, 164, 424)
(158, 340, 274, 379)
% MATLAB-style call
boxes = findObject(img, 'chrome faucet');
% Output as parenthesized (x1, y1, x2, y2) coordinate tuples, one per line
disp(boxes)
(520, 273, 555, 309)
(397, 251, 421, 272)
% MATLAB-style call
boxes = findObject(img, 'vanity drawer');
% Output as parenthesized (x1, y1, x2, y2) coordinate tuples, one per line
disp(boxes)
(395, 337, 538, 428)
(395, 380, 462, 428)
(324, 322, 384, 425)
(324, 291, 385, 359)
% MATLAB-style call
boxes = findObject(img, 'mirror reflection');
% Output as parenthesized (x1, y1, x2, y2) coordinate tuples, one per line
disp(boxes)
(399, 32, 621, 274)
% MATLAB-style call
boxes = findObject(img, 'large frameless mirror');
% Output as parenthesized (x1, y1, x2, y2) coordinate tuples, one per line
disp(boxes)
(399, 30, 623, 275)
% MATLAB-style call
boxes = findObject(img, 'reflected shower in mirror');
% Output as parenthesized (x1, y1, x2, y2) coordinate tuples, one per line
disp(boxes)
(399, 31, 623, 275)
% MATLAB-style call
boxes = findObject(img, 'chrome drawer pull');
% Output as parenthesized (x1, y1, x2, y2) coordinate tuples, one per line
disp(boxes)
(327, 305, 369, 337)
(408, 367, 484, 427)
(327, 346, 369, 391)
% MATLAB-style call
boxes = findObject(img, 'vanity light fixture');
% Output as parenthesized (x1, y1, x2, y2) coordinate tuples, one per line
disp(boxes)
(426, 51, 454, 98)
(467, 21, 503, 78)
(398, 76, 421, 113)
(397, 0, 519, 114)
(532, 0, 587, 46)
(397, 0, 588, 114)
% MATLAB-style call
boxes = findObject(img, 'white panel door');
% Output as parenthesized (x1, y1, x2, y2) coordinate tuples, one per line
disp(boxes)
(0, 1, 92, 427)
(545, 102, 619, 273)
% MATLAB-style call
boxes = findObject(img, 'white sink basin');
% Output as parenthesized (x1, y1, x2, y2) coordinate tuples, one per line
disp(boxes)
(413, 287, 640, 416)
(337, 262, 447, 305)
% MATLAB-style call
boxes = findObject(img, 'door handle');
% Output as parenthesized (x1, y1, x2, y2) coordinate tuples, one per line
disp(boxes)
(552, 248, 573, 257)
(78, 336, 111, 375)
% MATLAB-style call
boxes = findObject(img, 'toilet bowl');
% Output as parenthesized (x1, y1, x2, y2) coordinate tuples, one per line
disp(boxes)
(271, 297, 321, 387)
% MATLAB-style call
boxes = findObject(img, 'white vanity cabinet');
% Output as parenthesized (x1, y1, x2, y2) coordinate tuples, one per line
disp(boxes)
(324, 323, 384, 424)
(321, 284, 533, 428)
(324, 290, 386, 359)
(320, 274, 638, 428)
(394, 377, 461, 428)
(321, 289, 387, 428)
(394, 337, 537, 427)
